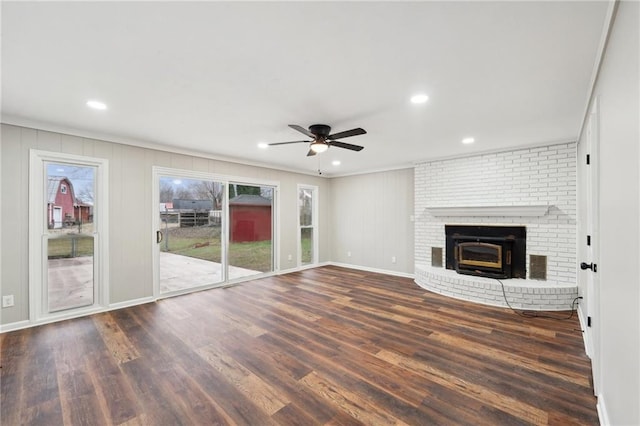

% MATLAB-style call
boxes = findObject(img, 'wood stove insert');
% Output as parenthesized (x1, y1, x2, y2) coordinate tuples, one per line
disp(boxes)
(445, 225, 526, 279)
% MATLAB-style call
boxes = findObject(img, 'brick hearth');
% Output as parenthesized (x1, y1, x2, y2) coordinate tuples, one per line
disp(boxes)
(415, 265, 578, 311)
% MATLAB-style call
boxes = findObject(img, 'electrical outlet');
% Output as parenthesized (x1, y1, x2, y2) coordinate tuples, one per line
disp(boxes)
(391, 256, 397, 264)
(347, 251, 351, 257)
(287, 254, 292, 261)
(2, 295, 15, 308)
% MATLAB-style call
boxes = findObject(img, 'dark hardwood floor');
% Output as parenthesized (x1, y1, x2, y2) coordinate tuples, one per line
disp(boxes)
(1, 266, 598, 425)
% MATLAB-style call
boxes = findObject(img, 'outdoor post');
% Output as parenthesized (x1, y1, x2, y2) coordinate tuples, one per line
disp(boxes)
(71, 235, 77, 258)
(164, 206, 169, 251)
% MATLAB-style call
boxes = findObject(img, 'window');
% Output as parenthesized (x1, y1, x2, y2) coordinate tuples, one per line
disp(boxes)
(29, 150, 108, 321)
(298, 185, 318, 266)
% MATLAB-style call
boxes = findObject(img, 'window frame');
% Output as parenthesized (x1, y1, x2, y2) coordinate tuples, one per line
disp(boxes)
(29, 149, 109, 323)
(151, 166, 280, 298)
(297, 184, 319, 267)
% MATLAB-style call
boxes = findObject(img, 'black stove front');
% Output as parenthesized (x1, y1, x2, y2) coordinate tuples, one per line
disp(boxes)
(445, 225, 526, 279)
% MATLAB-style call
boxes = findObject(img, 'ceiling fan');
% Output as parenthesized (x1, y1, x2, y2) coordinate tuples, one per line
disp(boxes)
(269, 124, 366, 156)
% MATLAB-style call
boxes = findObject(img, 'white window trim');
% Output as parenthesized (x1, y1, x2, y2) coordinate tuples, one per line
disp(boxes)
(29, 149, 109, 323)
(297, 184, 319, 266)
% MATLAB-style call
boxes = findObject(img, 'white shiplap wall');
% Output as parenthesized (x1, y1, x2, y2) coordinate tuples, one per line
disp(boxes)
(0, 124, 329, 326)
(329, 168, 414, 274)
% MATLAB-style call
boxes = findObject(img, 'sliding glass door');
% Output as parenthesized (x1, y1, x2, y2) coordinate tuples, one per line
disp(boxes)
(153, 169, 277, 296)
(228, 183, 275, 278)
(157, 175, 225, 294)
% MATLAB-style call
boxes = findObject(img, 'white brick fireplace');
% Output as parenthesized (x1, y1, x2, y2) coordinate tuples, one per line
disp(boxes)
(414, 143, 578, 311)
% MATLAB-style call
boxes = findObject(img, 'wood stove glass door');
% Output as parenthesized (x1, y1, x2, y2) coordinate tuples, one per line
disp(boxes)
(458, 242, 502, 269)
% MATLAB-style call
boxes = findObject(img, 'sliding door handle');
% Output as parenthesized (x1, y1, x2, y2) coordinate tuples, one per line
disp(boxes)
(156, 230, 163, 244)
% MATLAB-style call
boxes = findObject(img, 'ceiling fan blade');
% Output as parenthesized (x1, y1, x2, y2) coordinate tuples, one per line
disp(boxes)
(327, 127, 366, 140)
(306, 149, 317, 157)
(328, 141, 364, 151)
(268, 140, 309, 146)
(289, 124, 315, 138)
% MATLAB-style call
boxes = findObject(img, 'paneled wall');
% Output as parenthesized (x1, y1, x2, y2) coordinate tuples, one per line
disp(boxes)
(0, 124, 329, 326)
(329, 168, 414, 274)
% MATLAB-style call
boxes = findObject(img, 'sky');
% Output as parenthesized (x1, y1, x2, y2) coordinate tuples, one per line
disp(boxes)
(47, 162, 95, 202)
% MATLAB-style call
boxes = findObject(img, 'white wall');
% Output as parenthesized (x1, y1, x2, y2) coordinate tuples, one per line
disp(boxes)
(0, 124, 329, 326)
(415, 143, 577, 285)
(580, 1, 639, 424)
(329, 168, 414, 275)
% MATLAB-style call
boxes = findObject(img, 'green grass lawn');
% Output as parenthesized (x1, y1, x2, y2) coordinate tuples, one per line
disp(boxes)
(301, 232, 312, 264)
(161, 227, 273, 272)
(228, 240, 273, 272)
(48, 226, 275, 272)
(48, 235, 94, 258)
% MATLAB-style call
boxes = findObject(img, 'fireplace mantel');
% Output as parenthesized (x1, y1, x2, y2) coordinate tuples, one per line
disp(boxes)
(425, 205, 549, 217)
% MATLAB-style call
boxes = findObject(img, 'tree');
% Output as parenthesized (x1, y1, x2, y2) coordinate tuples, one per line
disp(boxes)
(174, 186, 194, 200)
(229, 184, 261, 199)
(159, 182, 175, 203)
(193, 181, 224, 210)
(76, 186, 94, 204)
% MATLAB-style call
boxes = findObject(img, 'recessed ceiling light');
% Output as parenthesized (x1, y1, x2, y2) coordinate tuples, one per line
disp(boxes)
(332, 160, 341, 166)
(410, 93, 429, 104)
(462, 137, 475, 144)
(257, 142, 269, 149)
(86, 100, 107, 110)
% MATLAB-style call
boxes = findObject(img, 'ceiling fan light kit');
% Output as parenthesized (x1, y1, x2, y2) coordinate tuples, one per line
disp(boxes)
(269, 123, 366, 157)
(310, 142, 329, 153)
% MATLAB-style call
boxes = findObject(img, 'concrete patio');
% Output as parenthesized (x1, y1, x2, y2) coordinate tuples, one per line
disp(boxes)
(47, 252, 261, 312)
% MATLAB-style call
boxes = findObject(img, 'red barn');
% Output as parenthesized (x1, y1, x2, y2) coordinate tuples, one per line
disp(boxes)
(229, 194, 272, 242)
(47, 177, 76, 228)
(75, 200, 93, 223)
(47, 176, 91, 228)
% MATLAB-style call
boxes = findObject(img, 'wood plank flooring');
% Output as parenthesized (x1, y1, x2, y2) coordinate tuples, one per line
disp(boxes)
(1, 266, 598, 425)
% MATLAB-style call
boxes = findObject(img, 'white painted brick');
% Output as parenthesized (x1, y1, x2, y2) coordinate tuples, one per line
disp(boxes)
(415, 142, 577, 287)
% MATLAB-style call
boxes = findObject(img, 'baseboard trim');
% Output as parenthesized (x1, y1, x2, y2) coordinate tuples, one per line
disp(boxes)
(108, 296, 156, 311)
(326, 262, 415, 279)
(1, 305, 108, 334)
(266, 262, 331, 276)
(0, 319, 31, 333)
(577, 304, 592, 358)
(596, 393, 610, 426)
(0, 297, 158, 334)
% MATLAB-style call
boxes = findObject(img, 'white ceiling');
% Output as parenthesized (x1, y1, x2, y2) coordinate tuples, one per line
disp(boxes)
(2, 1, 609, 177)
